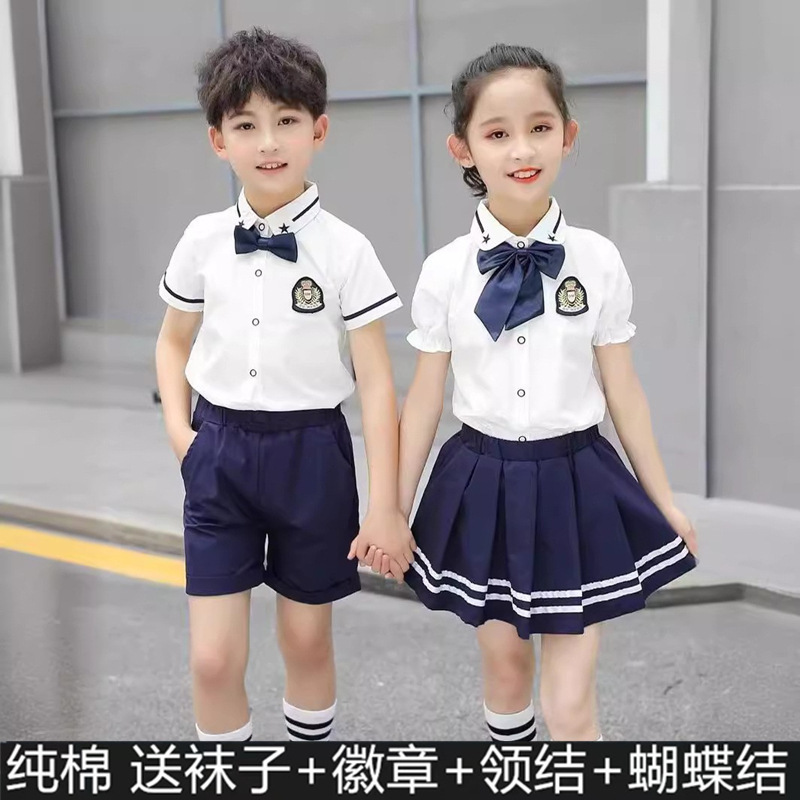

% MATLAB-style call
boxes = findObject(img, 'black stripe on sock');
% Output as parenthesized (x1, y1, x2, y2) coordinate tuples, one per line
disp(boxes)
(486, 716, 536, 738)
(491, 725, 537, 743)
(288, 727, 331, 741)
(284, 714, 333, 731)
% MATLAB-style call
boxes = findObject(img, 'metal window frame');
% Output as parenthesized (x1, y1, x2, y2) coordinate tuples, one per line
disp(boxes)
(45, 0, 646, 319)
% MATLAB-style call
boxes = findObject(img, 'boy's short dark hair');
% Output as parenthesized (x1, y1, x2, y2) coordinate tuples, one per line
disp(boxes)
(196, 27, 327, 128)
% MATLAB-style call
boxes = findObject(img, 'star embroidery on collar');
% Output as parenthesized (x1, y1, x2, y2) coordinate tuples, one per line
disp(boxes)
(279, 224, 290, 233)
(548, 233, 557, 242)
(482, 234, 491, 244)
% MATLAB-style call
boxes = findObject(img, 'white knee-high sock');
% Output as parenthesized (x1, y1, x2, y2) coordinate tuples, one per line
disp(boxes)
(195, 716, 253, 741)
(484, 701, 537, 742)
(283, 699, 336, 742)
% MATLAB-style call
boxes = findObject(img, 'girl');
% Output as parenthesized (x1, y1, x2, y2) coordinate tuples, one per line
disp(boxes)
(389, 44, 698, 742)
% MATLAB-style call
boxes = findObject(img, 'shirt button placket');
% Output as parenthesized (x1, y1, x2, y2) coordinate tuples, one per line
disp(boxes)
(515, 322, 530, 441)
(249, 252, 266, 397)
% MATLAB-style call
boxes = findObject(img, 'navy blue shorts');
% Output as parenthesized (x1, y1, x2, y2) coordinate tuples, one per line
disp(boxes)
(180, 396, 360, 603)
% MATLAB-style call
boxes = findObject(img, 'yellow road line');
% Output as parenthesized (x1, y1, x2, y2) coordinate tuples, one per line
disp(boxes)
(0, 523, 184, 587)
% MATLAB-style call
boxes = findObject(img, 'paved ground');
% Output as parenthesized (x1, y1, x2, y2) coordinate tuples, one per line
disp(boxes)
(2, 543, 799, 742)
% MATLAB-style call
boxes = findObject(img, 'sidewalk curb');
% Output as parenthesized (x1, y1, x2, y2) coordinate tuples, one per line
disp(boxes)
(0, 502, 185, 558)
(3, 501, 799, 616)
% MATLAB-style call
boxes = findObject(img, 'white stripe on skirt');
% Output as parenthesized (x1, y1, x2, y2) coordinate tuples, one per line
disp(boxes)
(410, 537, 690, 619)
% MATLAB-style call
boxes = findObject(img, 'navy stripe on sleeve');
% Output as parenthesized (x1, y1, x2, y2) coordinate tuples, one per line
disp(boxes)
(342, 292, 398, 321)
(162, 273, 203, 304)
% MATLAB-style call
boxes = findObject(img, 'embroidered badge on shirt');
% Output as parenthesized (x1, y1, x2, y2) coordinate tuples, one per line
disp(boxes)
(292, 277, 325, 313)
(556, 277, 588, 316)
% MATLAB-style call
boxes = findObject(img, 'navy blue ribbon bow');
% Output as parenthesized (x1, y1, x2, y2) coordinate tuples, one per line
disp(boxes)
(234, 224, 298, 262)
(475, 240, 566, 340)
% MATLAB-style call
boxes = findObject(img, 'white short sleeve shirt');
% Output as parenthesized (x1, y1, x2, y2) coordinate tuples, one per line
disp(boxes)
(159, 183, 402, 411)
(407, 198, 636, 441)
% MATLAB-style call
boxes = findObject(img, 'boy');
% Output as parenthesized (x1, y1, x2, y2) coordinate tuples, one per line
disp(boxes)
(155, 27, 414, 742)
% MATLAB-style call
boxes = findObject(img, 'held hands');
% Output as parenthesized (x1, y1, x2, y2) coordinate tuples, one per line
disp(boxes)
(348, 508, 416, 584)
(661, 504, 699, 558)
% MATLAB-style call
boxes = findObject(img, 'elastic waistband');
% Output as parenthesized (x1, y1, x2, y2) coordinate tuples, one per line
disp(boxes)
(459, 424, 600, 461)
(194, 396, 343, 432)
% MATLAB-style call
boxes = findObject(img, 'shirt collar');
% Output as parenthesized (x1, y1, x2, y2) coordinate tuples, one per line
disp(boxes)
(471, 197, 566, 250)
(236, 182, 321, 236)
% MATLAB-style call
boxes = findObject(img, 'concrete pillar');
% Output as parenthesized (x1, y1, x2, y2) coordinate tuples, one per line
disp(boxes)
(608, 0, 711, 496)
(0, 0, 61, 373)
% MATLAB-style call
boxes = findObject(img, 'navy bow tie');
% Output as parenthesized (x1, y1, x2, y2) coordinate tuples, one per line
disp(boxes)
(234, 224, 298, 262)
(475, 240, 565, 341)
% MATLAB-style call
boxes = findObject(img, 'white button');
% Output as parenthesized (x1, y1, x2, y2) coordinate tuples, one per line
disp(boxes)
(250, 369, 257, 377)
(518, 436, 527, 442)
(258, 223, 265, 231)
(255, 269, 262, 277)
(517, 241, 526, 248)
(517, 389, 526, 397)
(517, 336, 526, 344)
(252, 319, 259, 326)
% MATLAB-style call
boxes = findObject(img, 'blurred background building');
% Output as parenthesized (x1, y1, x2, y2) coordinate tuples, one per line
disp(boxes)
(1, 0, 798, 520)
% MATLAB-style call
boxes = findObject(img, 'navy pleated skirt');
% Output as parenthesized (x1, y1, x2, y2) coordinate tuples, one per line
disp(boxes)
(405, 424, 697, 638)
